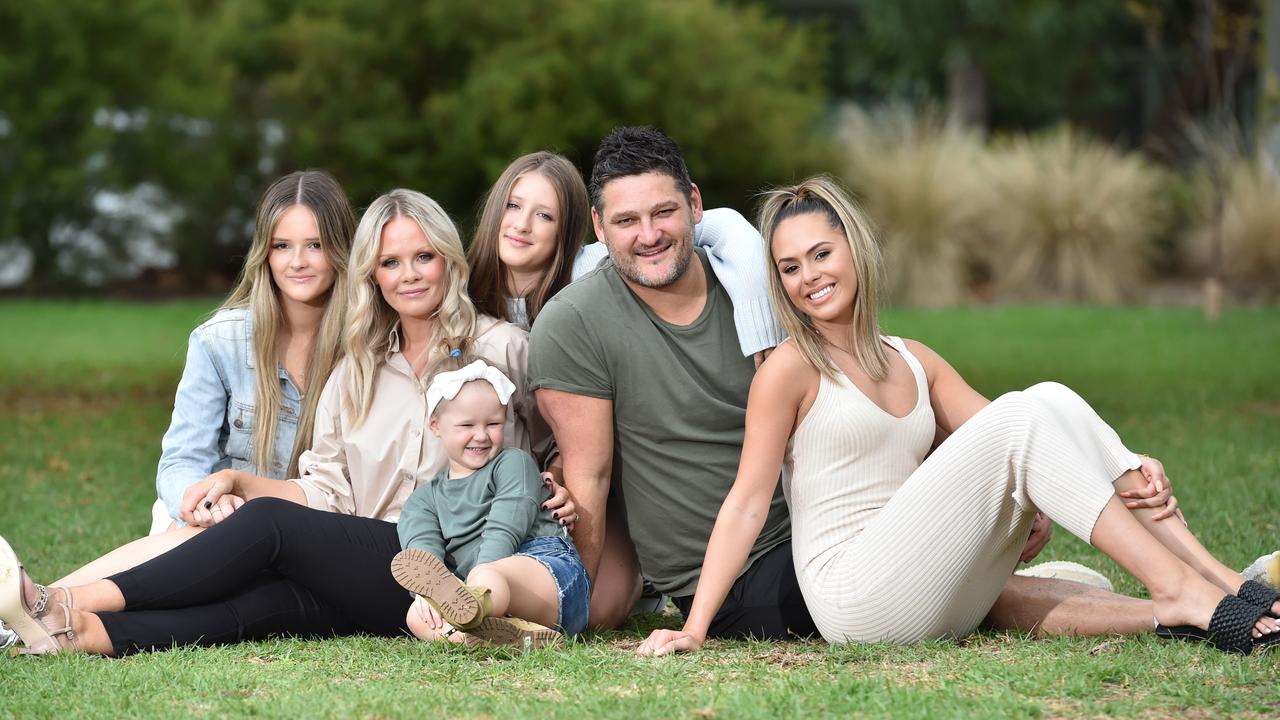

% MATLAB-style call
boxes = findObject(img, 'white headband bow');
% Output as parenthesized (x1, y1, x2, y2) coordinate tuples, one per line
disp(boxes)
(426, 360, 516, 416)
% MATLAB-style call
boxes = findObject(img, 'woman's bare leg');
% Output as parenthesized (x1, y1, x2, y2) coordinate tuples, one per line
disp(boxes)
(1112, 470, 1254, 596)
(1089, 496, 1277, 636)
(55, 527, 205, 587)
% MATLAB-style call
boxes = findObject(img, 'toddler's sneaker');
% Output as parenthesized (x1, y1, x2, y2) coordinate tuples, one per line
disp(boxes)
(390, 548, 493, 631)
(465, 616, 563, 649)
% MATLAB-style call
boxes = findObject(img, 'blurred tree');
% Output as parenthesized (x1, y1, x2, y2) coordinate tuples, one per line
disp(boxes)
(254, 0, 830, 223)
(2, 0, 829, 290)
(0, 0, 205, 290)
(845, 0, 1144, 135)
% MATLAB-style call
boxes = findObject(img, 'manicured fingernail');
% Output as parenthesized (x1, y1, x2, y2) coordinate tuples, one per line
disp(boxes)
(204, 501, 212, 509)
(552, 512, 559, 519)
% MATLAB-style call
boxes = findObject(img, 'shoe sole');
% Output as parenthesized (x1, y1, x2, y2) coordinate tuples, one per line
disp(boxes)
(390, 548, 480, 629)
(0, 536, 58, 654)
(465, 617, 563, 649)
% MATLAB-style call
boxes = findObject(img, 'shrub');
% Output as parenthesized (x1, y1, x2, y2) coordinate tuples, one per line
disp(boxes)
(1187, 159, 1280, 299)
(975, 127, 1164, 302)
(835, 104, 986, 306)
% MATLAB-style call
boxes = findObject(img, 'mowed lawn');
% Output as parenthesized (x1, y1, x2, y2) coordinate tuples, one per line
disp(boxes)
(1, 299, 1278, 719)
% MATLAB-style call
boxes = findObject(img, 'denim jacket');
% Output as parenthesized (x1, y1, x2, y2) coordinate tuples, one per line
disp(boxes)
(156, 307, 301, 524)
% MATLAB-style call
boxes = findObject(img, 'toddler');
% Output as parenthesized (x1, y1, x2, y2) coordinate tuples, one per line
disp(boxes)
(391, 343, 590, 647)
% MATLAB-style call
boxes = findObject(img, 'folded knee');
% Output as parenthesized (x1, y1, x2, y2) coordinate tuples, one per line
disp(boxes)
(231, 496, 296, 524)
(1023, 381, 1071, 399)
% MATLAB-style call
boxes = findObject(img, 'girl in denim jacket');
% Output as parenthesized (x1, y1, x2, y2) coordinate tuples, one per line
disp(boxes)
(54, 170, 355, 585)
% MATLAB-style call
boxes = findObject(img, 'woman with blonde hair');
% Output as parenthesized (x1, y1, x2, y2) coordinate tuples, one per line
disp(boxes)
(43, 170, 354, 593)
(640, 175, 1280, 656)
(0, 188, 564, 654)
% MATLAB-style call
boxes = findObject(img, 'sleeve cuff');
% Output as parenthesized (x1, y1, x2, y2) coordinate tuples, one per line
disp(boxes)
(733, 296, 787, 356)
(289, 478, 333, 512)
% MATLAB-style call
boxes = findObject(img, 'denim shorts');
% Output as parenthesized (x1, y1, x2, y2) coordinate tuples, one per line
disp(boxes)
(513, 535, 591, 635)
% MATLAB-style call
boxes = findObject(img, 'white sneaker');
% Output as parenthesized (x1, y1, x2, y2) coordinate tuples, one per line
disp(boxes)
(1015, 560, 1113, 592)
(0, 620, 17, 651)
(1242, 551, 1279, 589)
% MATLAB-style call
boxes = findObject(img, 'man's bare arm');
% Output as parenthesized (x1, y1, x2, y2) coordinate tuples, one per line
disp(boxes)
(535, 388, 614, 582)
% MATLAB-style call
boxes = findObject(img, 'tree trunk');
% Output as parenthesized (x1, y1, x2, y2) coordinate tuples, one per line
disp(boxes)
(945, 45, 987, 132)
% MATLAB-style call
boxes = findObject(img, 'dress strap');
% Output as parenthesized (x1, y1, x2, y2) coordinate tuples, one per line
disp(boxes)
(882, 336, 929, 413)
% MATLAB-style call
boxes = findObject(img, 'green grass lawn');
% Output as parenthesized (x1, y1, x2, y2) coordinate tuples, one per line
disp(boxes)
(1, 300, 1278, 718)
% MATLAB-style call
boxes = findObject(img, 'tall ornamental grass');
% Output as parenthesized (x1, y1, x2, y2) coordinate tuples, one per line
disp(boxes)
(836, 104, 985, 307)
(1188, 158, 1280, 300)
(975, 128, 1165, 303)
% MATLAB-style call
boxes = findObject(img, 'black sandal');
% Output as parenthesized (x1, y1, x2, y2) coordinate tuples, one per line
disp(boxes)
(1236, 580, 1280, 618)
(1155, 594, 1280, 654)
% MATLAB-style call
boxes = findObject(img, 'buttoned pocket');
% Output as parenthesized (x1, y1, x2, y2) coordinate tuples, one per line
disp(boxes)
(226, 400, 256, 470)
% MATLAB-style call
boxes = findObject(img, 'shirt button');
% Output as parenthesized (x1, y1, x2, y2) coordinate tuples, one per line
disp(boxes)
(411, 428, 420, 438)
(233, 419, 244, 429)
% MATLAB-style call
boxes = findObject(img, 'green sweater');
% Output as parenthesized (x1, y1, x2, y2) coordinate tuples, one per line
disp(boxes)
(397, 448, 561, 578)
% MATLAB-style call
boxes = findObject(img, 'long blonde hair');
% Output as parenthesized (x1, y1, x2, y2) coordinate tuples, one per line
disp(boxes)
(757, 175, 889, 381)
(344, 189, 478, 425)
(466, 152, 589, 326)
(221, 169, 354, 476)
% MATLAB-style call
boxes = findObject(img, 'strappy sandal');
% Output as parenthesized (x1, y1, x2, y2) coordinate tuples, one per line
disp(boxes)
(1155, 594, 1280, 655)
(0, 536, 78, 655)
(390, 548, 493, 631)
(1237, 579, 1280, 618)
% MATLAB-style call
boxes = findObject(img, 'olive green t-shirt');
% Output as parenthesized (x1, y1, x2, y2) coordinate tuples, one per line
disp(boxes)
(397, 448, 561, 579)
(528, 248, 791, 597)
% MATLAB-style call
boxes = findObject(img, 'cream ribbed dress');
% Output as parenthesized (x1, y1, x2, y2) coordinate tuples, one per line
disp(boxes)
(783, 337, 1140, 644)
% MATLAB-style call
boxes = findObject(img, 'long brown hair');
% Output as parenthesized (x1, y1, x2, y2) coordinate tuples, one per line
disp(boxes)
(757, 176, 889, 382)
(221, 169, 354, 476)
(466, 152, 589, 326)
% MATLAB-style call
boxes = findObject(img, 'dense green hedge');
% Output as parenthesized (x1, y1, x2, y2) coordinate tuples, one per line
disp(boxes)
(0, 0, 830, 290)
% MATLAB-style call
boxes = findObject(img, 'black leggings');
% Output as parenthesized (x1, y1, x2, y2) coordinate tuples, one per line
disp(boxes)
(98, 498, 413, 655)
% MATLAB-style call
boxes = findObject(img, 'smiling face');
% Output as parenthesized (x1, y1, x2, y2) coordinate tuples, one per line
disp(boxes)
(267, 204, 336, 308)
(771, 211, 858, 327)
(429, 380, 508, 477)
(592, 172, 703, 289)
(498, 171, 561, 281)
(373, 216, 447, 323)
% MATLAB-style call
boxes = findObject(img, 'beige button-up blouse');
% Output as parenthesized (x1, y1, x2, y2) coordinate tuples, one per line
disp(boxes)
(289, 315, 532, 522)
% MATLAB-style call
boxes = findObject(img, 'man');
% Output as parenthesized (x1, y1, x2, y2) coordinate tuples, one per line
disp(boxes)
(530, 126, 1160, 644)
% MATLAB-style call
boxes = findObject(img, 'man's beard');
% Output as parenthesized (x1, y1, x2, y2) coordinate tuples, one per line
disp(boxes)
(608, 230, 695, 289)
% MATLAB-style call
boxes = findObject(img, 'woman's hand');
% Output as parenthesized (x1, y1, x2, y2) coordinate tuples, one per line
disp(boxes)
(179, 470, 240, 526)
(189, 494, 246, 528)
(637, 628, 705, 656)
(541, 471, 579, 532)
(1119, 455, 1186, 524)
